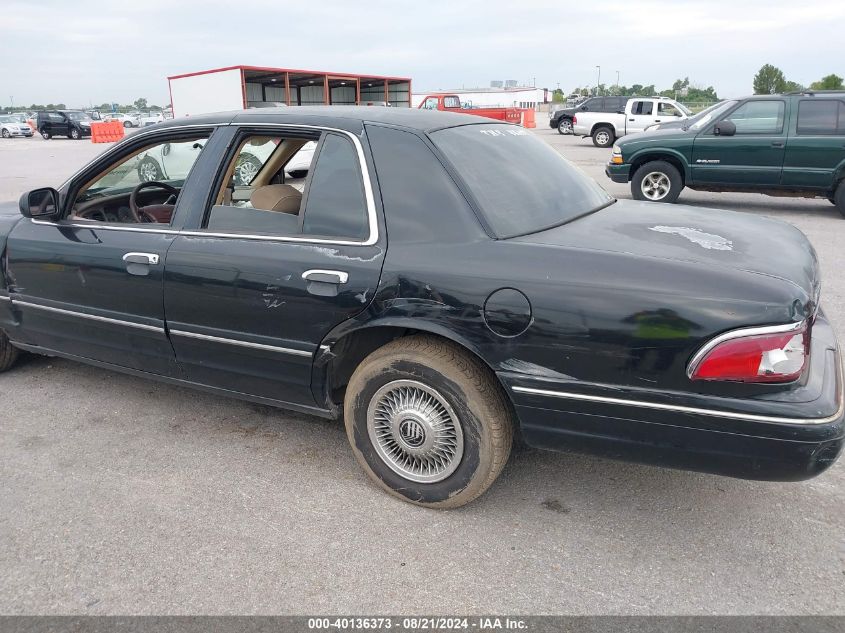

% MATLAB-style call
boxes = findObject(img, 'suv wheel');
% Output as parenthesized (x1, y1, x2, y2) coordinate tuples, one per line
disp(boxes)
(344, 335, 513, 508)
(592, 126, 614, 148)
(631, 160, 683, 203)
(40, 129, 51, 140)
(557, 118, 573, 135)
(834, 181, 845, 219)
(69, 127, 80, 140)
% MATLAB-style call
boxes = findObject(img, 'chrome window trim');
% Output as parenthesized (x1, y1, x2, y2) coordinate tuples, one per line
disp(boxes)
(511, 380, 844, 426)
(169, 329, 312, 357)
(686, 321, 806, 379)
(11, 300, 164, 333)
(0, 295, 11, 302)
(47, 122, 379, 248)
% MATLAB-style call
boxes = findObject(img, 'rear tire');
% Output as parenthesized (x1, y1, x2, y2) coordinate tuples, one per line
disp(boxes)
(557, 118, 573, 135)
(592, 126, 615, 148)
(0, 330, 20, 373)
(834, 181, 845, 219)
(137, 157, 162, 182)
(631, 160, 683, 203)
(123, 120, 132, 128)
(40, 129, 51, 139)
(344, 335, 513, 508)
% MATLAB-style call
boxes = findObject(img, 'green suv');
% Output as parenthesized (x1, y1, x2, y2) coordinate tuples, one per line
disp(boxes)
(605, 92, 845, 216)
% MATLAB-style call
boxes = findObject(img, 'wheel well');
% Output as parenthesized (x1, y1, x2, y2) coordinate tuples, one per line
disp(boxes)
(629, 154, 686, 185)
(590, 123, 614, 136)
(323, 326, 509, 411)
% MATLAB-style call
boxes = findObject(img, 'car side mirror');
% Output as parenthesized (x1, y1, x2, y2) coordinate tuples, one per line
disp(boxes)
(713, 121, 736, 137)
(19, 187, 60, 219)
(580, 106, 587, 110)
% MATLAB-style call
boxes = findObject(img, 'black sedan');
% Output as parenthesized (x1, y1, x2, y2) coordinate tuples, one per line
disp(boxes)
(1, 107, 842, 508)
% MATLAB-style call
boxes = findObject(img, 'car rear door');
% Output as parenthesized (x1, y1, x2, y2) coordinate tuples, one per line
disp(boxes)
(691, 98, 788, 186)
(782, 98, 845, 189)
(162, 123, 386, 407)
(626, 99, 658, 134)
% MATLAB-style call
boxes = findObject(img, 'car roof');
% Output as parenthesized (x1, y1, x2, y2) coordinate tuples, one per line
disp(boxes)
(154, 106, 503, 134)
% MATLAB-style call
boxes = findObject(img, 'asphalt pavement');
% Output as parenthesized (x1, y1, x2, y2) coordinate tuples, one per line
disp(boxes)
(0, 129, 843, 615)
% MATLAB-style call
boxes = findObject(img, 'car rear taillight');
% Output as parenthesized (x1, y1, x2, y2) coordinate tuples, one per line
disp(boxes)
(688, 322, 808, 383)
(572, 115, 577, 125)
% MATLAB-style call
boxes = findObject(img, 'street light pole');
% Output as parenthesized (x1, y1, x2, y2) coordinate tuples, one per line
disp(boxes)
(595, 66, 601, 95)
(616, 70, 620, 90)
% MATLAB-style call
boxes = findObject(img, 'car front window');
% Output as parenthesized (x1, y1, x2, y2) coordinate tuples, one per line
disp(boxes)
(430, 123, 614, 238)
(67, 112, 91, 121)
(689, 101, 737, 130)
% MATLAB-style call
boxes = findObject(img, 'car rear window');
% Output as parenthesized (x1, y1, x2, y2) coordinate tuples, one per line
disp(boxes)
(797, 100, 845, 135)
(430, 123, 613, 238)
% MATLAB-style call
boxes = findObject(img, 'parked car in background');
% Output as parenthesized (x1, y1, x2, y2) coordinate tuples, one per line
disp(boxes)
(104, 112, 141, 128)
(549, 96, 629, 135)
(139, 112, 165, 127)
(643, 101, 729, 133)
(36, 110, 93, 139)
(574, 97, 690, 147)
(606, 92, 845, 212)
(0, 115, 34, 138)
(3, 107, 842, 508)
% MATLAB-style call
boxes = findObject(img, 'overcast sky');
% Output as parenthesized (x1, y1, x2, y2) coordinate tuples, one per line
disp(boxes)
(2, 0, 842, 108)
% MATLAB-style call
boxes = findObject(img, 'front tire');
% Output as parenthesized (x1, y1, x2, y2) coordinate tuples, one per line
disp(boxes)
(137, 157, 162, 182)
(557, 118, 573, 135)
(834, 181, 845, 219)
(123, 120, 132, 128)
(631, 160, 683, 203)
(69, 128, 80, 140)
(344, 336, 513, 508)
(592, 126, 615, 148)
(0, 330, 20, 373)
(1, 129, 10, 139)
(40, 129, 51, 139)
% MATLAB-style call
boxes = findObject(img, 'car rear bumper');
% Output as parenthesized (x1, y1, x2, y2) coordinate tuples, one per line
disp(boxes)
(499, 311, 844, 481)
(606, 163, 630, 183)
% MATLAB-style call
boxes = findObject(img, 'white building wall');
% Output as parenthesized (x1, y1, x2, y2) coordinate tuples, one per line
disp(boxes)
(169, 68, 244, 117)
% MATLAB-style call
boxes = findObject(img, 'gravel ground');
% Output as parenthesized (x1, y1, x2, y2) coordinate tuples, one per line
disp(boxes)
(0, 129, 843, 615)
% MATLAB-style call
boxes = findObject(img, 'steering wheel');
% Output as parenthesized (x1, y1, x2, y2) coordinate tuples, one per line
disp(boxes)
(129, 181, 179, 223)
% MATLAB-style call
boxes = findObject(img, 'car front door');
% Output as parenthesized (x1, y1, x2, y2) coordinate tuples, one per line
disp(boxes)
(691, 99, 788, 186)
(782, 98, 845, 189)
(162, 124, 385, 407)
(4, 127, 218, 376)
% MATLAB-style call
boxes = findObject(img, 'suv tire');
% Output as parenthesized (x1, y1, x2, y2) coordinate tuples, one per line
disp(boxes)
(834, 181, 845, 219)
(69, 128, 80, 140)
(631, 160, 684, 203)
(557, 118, 573, 135)
(592, 126, 615, 148)
(40, 129, 51, 140)
(344, 335, 513, 508)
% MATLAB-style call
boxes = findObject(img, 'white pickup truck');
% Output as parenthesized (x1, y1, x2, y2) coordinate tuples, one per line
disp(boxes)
(572, 97, 691, 148)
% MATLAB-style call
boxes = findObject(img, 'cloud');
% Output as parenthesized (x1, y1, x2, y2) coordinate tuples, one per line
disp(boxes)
(0, 0, 842, 107)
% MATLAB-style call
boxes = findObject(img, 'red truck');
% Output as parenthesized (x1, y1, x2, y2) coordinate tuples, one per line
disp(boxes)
(418, 94, 525, 125)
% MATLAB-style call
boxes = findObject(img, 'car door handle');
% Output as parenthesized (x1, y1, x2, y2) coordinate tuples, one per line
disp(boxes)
(628, 118, 635, 122)
(771, 141, 785, 148)
(302, 269, 349, 284)
(123, 252, 160, 265)
(654, 119, 661, 122)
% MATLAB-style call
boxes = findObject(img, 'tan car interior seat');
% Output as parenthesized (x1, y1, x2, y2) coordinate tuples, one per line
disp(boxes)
(249, 184, 302, 214)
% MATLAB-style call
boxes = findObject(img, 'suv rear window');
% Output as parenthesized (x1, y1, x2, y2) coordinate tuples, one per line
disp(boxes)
(430, 124, 613, 238)
(797, 100, 845, 135)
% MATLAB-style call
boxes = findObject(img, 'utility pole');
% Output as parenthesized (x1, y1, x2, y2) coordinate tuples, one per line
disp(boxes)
(616, 70, 620, 89)
(595, 66, 601, 96)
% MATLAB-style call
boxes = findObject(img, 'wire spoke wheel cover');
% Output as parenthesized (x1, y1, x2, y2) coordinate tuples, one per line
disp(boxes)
(367, 379, 464, 483)
(641, 171, 671, 200)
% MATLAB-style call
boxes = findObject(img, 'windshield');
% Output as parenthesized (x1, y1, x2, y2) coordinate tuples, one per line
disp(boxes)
(430, 124, 614, 238)
(688, 100, 738, 130)
(676, 102, 693, 116)
(0, 116, 13, 123)
(66, 112, 91, 121)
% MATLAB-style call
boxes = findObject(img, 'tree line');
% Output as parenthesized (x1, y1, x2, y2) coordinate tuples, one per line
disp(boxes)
(553, 77, 718, 103)
(753, 64, 843, 94)
(1, 98, 168, 114)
